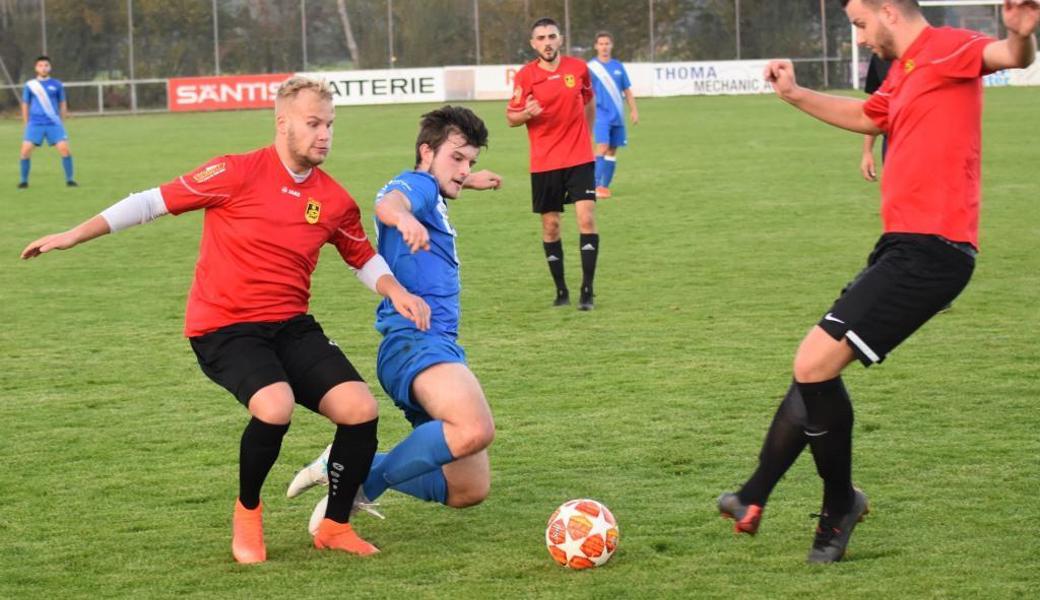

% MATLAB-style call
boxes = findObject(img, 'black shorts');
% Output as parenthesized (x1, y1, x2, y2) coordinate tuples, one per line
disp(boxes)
(530, 162, 596, 214)
(818, 233, 975, 367)
(189, 314, 364, 412)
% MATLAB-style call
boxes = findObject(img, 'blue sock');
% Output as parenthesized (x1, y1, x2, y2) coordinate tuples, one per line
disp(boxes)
(20, 158, 30, 183)
(389, 469, 449, 504)
(362, 420, 453, 501)
(602, 156, 617, 188)
(61, 155, 74, 182)
(367, 451, 448, 504)
(594, 155, 606, 187)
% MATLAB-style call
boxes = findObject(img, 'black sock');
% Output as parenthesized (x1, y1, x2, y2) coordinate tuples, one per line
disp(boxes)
(325, 419, 379, 523)
(579, 233, 599, 295)
(738, 382, 809, 506)
(798, 377, 855, 515)
(543, 240, 567, 293)
(239, 417, 290, 509)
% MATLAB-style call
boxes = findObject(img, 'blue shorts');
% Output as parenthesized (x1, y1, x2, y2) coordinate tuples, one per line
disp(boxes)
(593, 121, 626, 148)
(376, 329, 467, 427)
(24, 123, 68, 146)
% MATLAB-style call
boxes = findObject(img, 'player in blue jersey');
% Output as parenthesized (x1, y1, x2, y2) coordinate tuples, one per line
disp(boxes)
(19, 56, 76, 189)
(287, 106, 504, 529)
(588, 32, 639, 199)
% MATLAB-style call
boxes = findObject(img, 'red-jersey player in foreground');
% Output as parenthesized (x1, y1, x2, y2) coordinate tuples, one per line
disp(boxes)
(20, 76, 431, 564)
(717, 0, 1038, 563)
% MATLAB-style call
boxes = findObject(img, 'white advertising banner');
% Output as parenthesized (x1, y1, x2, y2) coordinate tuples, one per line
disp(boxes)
(299, 68, 445, 105)
(651, 60, 774, 96)
(472, 64, 523, 100)
(984, 59, 1040, 87)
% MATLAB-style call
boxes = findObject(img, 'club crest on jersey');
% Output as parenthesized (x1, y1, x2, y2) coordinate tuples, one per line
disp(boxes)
(564, 74, 576, 88)
(903, 59, 915, 74)
(192, 162, 226, 183)
(305, 198, 321, 224)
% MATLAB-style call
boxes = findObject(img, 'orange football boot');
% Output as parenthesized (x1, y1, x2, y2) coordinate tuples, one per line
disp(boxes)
(313, 519, 380, 556)
(232, 499, 267, 564)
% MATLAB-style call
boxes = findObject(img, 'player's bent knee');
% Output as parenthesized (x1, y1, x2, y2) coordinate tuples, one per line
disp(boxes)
(792, 354, 842, 383)
(446, 478, 491, 508)
(451, 422, 495, 458)
(319, 382, 378, 425)
(248, 383, 295, 424)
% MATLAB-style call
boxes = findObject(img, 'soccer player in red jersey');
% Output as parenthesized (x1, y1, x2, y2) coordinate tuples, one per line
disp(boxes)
(717, 0, 1038, 563)
(20, 76, 431, 563)
(507, 17, 600, 310)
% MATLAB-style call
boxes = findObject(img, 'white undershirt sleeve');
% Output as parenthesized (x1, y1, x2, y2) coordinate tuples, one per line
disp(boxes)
(99, 187, 169, 233)
(355, 255, 393, 294)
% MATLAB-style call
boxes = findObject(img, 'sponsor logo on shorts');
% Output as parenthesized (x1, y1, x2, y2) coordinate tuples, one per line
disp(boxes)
(305, 198, 321, 224)
(564, 74, 576, 88)
(192, 162, 226, 183)
(824, 313, 845, 324)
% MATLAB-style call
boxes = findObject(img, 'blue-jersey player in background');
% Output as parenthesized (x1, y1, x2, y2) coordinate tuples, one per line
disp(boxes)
(19, 55, 76, 189)
(588, 32, 639, 199)
(288, 106, 505, 530)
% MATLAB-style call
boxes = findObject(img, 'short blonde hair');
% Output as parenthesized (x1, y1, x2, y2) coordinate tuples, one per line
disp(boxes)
(276, 76, 333, 107)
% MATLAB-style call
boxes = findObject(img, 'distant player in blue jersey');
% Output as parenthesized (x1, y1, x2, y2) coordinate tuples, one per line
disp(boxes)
(588, 32, 639, 199)
(19, 56, 76, 189)
(287, 106, 505, 529)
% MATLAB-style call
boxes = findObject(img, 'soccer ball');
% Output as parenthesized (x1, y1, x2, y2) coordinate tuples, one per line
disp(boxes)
(545, 499, 619, 569)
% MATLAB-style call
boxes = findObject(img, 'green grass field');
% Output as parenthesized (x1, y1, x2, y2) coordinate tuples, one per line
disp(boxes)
(1, 90, 1038, 599)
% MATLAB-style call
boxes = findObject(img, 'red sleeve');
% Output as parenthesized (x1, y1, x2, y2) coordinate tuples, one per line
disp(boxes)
(862, 89, 891, 132)
(508, 68, 530, 111)
(935, 31, 995, 79)
(580, 63, 593, 105)
(158, 155, 240, 214)
(330, 199, 377, 270)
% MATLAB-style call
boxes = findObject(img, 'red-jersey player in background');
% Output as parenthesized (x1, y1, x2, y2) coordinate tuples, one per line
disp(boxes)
(508, 17, 600, 311)
(20, 76, 431, 564)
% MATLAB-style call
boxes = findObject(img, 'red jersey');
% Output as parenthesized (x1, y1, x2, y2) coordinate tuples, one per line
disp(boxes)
(863, 26, 995, 248)
(158, 145, 376, 337)
(509, 56, 594, 173)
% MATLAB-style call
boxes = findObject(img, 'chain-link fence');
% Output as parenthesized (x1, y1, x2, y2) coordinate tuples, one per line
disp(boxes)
(0, 0, 1007, 114)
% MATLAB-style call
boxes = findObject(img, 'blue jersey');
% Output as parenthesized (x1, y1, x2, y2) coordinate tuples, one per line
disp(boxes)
(22, 78, 65, 126)
(374, 170, 461, 338)
(587, 58, 631, 126)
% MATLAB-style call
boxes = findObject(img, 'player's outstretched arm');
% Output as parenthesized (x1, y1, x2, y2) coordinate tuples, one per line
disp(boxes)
(765, 60, 881, 135)
(21, 215, 111, 260)
(463, 170, 503, 191)
(984, 1, 1039, 71)
(21, 188, 169, 260)
(374, 190, 430, 252)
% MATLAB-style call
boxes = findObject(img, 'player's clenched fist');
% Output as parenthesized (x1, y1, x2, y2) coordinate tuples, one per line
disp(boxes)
(1003, 0, 1040, 37)
(524, 95, 543, 119)
(763, 60, 798, 99)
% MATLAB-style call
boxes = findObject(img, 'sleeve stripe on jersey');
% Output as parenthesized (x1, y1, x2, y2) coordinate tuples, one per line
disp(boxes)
(336, 227, 368, 242)
(178, 175, 230, 198)
(931, 36, 990, 65)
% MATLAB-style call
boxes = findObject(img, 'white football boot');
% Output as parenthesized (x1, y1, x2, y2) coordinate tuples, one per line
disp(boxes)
(287, 444, 331, 498)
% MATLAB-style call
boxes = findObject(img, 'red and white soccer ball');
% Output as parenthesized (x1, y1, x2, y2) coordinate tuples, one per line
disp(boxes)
(545, 499, 619, 569)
